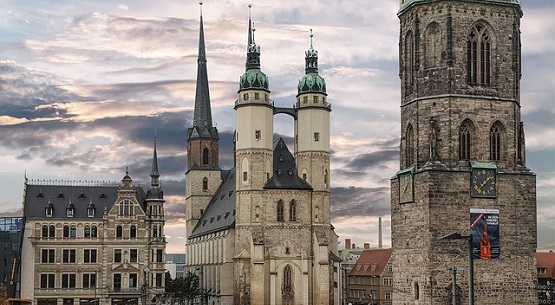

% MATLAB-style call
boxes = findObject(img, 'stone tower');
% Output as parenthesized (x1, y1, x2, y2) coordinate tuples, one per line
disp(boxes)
(391, 0, 537, 304)
(185, 4, 221, 238)
(146, 138, 166, 270)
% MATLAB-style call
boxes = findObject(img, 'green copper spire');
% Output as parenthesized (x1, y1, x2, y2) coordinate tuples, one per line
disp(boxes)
(239, 4, 269, 92)
(298, 29, 326, 95)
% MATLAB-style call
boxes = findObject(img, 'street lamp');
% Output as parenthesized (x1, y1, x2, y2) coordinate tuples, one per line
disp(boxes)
(439, 232, 474, 305)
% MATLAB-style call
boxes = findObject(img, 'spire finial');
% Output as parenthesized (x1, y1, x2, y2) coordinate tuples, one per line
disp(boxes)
(310, 29, 313, 48)
(199, 1, 203, 16)
(125, 166, 129, 176)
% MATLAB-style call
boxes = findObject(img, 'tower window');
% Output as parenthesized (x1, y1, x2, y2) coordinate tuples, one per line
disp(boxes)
(405, 124, 414, 167)
(255, 130, 261, 141)
(405, 31, 415, 95)
(467, 24, 491, 86)
(283, 265, 293, 296)
(459, 120, 473, 160)
(289, 201, 297, 222)
(202, 148, 209, 165)
(243, 93, 248, 100)
(425, 22, 441, 68)
(303, 96, 308, 103)
(243, 171, 248, 182)
(277, 200, 284, 222)
(255, 92, 260, 100)
(202, 177, 208, 192)
(314, 132, 320, 142)
(490, 122, 502, 161)
(313, 96, 319, 103)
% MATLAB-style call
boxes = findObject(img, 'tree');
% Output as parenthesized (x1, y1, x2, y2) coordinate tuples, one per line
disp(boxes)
(165, 272, 199, 305)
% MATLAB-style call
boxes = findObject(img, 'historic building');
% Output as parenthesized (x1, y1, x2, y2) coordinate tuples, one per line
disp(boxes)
(347, 248, 393, 305)
(20, 142, 166, 305)
(185, 6, 339, 305)
(391, 0, 536, 304)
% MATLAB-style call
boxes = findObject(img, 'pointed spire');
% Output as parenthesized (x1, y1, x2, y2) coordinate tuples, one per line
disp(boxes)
(150, 137, 160, 188)
(305, 29, 318, 74)
(245, 4, 261, 71)
(193, 0, 213, 129)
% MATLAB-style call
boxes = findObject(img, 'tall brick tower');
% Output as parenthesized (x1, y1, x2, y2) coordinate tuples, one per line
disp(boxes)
(185, 4, 221, 238)
(391, 0, 537, 304)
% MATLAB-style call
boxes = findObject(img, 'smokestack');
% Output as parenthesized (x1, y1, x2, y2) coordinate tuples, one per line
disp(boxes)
(364, 243, 370, 249)
(379, 217, 383, 248)
(345, 239, 351, 250)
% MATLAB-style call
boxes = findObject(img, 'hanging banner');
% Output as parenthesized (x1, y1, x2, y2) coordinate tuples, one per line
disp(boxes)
(470, 208, 500, 260)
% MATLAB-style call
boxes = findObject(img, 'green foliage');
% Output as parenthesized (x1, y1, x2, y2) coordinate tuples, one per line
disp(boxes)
(164, 271, 199, 304)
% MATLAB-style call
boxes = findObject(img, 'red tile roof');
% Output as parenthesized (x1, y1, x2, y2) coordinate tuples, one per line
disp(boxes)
(537, 251, 555, 279)
(349, 248, 392, 276)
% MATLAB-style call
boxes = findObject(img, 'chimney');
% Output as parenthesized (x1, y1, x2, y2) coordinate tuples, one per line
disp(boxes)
(352, 243, 356, 249)
(345, 239, 351, 250)
(364, 243, 370, 249)
(379, 217, 383, 248)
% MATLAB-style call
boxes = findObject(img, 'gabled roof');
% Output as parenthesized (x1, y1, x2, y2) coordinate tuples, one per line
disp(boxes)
(24, 183, 147, 220)
(537, 251, 555, 279)
(264, 138, 312, 190)
(189, 169, 236, 238)
(349, 248, 393, 276)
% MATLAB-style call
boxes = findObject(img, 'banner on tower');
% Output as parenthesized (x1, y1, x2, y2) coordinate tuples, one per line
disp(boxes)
(470, 208, 500, 260)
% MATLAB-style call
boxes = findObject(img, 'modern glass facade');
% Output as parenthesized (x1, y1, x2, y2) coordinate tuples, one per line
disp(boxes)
(0, 217, 25, 298)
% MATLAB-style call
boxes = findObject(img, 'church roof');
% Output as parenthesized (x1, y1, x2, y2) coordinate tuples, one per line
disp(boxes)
(189, 169, 236, 239)
(264, 138, 312, 190)
(23, 183, 147, 219)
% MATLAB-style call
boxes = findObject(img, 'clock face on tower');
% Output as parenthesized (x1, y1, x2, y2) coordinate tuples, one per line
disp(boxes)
(399, 172, 414, 203)
(471, 168, 497, 198)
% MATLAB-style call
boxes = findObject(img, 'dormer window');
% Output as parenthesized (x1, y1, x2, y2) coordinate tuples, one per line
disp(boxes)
(87, 205, 95, 218)
(66, 203, 75, 218)
(45, 205, 53, 217)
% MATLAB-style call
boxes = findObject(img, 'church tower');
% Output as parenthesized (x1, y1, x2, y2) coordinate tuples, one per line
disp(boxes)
(392, 0, 536, 304)
(185, 3, 221, 238)
(295, 30, 331, 223)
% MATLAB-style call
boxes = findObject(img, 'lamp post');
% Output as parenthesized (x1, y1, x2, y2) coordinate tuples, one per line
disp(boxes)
(439, 233, 474, 305)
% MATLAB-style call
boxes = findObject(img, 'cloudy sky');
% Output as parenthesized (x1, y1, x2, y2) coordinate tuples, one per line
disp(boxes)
(0, 0, 553, 254)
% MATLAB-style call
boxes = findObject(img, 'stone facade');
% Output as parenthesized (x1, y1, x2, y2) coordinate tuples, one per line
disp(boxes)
(392, 1, 537, 304)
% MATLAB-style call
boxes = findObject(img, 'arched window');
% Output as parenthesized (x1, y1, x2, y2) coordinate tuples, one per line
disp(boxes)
(405, 124, 414, 167)
(153, 226, 158, 237)
(277, 201, 284, 222)
(202, 177, 208, 192)
(405, 31, 415, 95)
(49, 225, 55, 237)
(242, 158, 249, 184)
(289, 201, 297, 222)
(63, 225, 70, 237)
(70, 225, 76, 237)
(324, 170, 328, 188)
(283, 265, 293, 296)
(459, 120, 473, 160)
(91, 225, 98, 238)
(42, 225, 48, 238)
(84, 225, 91, 238)
(202, 148, 209, 165)
(130, 225, 137, 238)
(116, 225, 123, 238)
(490, 122, 502, 161)
(467, 24, 491, 86)
(425, 22, 441, 68)
(414, 281, 420, 300)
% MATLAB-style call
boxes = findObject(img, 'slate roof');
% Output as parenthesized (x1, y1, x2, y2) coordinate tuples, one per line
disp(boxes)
(264, 138, 312, 190)
(537, 251, 555, 279)
(349, 248, 393, 276)
(189, 169, 236, 238)
(23, 183, 147, 220)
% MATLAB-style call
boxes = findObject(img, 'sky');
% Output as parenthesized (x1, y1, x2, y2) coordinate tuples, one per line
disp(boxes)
(0, 0, 553, 254)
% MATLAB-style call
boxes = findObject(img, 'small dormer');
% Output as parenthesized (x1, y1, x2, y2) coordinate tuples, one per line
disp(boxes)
(87, 202, 96, 218)
(45, 200, 54, 217)
(66, 201, 75, 218)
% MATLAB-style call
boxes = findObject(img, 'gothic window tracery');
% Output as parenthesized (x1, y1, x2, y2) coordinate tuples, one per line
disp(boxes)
(277, 200, 284, 222)
(289, 201, 297, 222)
(467, 23, 492, 86)
(405, 30, 415, 95)
(490, 122, 503, 161)
(282, 265, 293, 298)
(405, 124, 414, 167)
(202, 148, 209, 165)
(202, 177, 208, 192)
(425, 22, 441, 68)
(459, 120, 473, 160)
